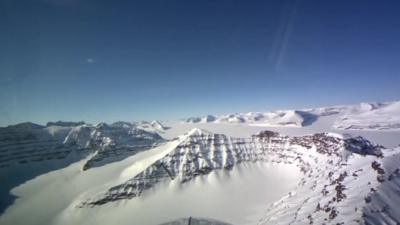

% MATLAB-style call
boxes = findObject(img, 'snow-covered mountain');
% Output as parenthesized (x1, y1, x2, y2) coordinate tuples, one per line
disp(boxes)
(334, 101, 400, 130)
(0, 122, 83, 169)
(1, 101, 400, 225)
(0, 121, 164, 214)
(2, 125, 398, 225)
(0, 121, 164, 171)
(182, 101, 400, 131)
(128, 120, 171, 133)
(76, 128, 397, 225)
(64, 122, 164, 170)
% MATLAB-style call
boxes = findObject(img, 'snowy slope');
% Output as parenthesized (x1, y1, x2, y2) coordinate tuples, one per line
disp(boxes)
(71, 128, 398, 225)
(334, 102, 400, 130)
(92, 129, 398, 224)
(258, 145, 400, 225)
(181, 101, 400, 131)
(0, 125, 399, 225)
(2, 127, 398, 225)
(0, 121, 164, 214)
(64, 122, 164, 170)
(1, 100, 400, 225)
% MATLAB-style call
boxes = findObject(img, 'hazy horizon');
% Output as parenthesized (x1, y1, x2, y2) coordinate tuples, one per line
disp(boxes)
(1, 0, 400, 126)
(2, 98, 399, 127)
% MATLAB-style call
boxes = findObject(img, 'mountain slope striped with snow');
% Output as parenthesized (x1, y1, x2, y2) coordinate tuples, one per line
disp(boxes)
(0, 101, 400, 225)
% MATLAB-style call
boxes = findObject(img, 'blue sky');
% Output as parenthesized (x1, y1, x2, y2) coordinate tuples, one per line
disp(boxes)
(1, 0, 400, 126)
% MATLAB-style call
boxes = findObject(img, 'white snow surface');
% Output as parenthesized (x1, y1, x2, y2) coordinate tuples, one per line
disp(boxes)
(0, 130, 302, 225)
(1, 100, 400, 225)
(181, 101, 400, 131)
(334, 101, 400, 130)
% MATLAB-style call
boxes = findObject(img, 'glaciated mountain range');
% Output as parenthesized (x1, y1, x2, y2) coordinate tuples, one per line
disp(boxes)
(0, 121, 164, 170)
(0, 120, 165, 215)
(183, 101, 400, 131)
(1, 101, 400, 225)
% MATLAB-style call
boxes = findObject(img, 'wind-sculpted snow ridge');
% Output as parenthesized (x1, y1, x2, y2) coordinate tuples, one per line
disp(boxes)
(64, 122, 164, 170)
(80, 128, 384, 215)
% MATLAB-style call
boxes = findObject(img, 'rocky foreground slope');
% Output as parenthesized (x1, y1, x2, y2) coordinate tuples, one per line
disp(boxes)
(78, 128, 400, 224)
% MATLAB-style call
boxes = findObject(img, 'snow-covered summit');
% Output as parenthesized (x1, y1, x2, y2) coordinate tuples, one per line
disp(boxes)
(181, 100, 400, 131)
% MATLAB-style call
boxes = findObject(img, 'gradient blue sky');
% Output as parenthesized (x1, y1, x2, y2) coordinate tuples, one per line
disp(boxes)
(1, 0, 400, 126)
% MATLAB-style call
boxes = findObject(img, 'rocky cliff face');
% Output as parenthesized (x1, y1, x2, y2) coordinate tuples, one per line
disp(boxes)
(2, 122, 398, 224)
(81, 128, 383, 213)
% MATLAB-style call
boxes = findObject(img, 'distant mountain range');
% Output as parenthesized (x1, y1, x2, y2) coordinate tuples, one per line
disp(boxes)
(1, 101, 400, 225)
(183, 101, 400, 131)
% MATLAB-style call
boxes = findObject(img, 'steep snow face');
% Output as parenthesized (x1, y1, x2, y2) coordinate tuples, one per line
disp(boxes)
(334, 101, 400, 130)
(80, 129, 382, 211)
(64, 123, 164, 170)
